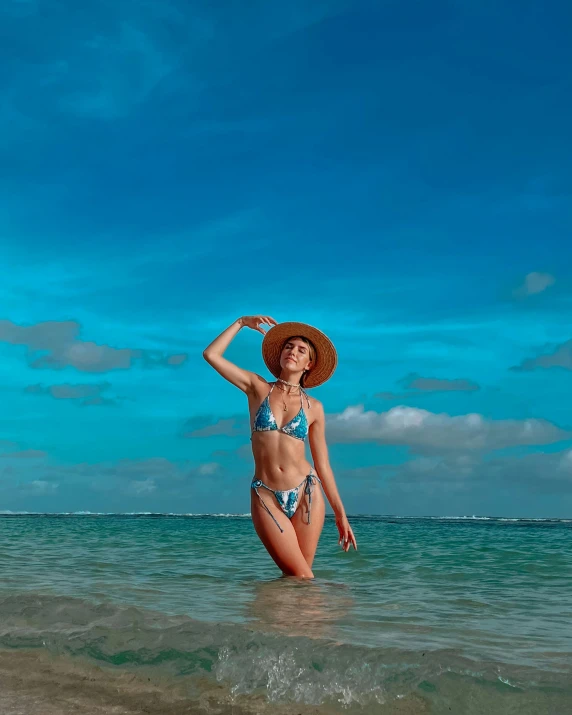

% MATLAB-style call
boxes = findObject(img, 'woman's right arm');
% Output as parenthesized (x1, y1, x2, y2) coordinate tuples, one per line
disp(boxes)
(202, 315, 277, 394)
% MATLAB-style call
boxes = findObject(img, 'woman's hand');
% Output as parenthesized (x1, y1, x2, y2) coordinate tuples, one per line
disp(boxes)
(336, 514, 357, 552)
(240, 315, 278, 335)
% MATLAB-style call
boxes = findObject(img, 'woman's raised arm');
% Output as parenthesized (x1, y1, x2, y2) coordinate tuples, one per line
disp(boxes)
(202, 315, 277, 394)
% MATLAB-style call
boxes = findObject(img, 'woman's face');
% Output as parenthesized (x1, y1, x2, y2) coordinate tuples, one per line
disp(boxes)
(280, 338, 313, 373)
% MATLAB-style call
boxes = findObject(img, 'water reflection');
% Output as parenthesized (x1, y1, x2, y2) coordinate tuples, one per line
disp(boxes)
(246, 577, 353, 640)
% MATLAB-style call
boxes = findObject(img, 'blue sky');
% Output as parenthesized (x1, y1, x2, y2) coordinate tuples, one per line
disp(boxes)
(1, 0, 571, 516)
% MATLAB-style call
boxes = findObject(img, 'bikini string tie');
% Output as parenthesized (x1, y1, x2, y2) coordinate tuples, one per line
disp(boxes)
(252, 481, 284, 533)
(304, 473, 316, 525)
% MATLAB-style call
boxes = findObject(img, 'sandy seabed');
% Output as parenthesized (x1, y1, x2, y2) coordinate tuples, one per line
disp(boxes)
(0, 649, 243, 715)
(0, 649, 430, 715)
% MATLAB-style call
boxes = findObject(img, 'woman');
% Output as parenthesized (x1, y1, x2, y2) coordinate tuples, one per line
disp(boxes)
(203, 315, 357, 578)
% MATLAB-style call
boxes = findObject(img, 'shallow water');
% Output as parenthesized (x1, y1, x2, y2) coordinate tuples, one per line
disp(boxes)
(1, 514, 571, 713)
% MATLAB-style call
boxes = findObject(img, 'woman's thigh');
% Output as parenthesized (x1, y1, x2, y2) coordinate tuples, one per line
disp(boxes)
(250, 490, 314, 578)
(291, 483, 325, 568)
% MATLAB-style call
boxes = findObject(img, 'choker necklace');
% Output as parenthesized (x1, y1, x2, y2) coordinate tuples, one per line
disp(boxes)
(277, 378, 301, 387)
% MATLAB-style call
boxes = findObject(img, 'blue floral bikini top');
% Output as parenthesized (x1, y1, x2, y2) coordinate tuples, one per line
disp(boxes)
(251, 382, 311, 441)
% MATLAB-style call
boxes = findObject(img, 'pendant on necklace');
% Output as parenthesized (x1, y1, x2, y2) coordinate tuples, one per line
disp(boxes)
(283, 403, 288, 412)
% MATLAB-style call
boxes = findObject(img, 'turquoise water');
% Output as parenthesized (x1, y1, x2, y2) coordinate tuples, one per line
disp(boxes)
(1, 514, 571, 714)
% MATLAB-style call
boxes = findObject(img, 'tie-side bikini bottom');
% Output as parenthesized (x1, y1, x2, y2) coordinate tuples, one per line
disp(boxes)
(251, 468, 321, 534)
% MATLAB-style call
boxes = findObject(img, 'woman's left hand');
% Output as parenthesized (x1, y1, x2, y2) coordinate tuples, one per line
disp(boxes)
(336, 514, 357, 552)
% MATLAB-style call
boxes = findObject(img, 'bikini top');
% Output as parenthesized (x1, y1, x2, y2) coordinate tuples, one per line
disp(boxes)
(251, 382, 311, 442)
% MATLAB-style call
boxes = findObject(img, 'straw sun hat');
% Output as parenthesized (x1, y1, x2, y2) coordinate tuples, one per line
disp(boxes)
(261, 322, 337, 388)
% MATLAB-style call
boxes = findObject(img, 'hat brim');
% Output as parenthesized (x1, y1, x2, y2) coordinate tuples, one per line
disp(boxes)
(261, 322, 337, 388)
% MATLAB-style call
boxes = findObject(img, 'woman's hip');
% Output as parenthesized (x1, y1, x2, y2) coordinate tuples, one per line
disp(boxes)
(250, 468, 322, 533)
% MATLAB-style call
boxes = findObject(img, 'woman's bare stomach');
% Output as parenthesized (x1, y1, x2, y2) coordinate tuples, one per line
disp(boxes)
(251, 433, 313, 490)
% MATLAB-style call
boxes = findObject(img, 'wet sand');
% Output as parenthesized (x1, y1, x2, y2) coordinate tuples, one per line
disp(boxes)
(3, 647, 570, 715)
(0, 649, 229, 715)
(0, 649, 430, 715)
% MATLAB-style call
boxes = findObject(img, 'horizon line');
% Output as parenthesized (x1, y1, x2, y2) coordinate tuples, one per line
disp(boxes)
(0, 511, 570, 520)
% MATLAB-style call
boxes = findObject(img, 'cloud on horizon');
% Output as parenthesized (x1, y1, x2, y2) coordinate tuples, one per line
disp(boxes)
(0, 453, 223, 503)
(388, 449, 572, 490)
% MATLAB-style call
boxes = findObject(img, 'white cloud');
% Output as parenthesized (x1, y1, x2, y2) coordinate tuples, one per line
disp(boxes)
(197, 462, 220, 475)
(128, 478, 156, 495)
(513, 271, 555, 298)
(393, 448, 572, 493)
(337, 448, 572, 512)
(26, 480, 58, 494)
(326, 405, 571, 453)
(9, 456, 220, 497)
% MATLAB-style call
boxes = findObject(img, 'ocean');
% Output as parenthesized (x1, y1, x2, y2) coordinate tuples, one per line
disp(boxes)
(0, 513, 570, 714)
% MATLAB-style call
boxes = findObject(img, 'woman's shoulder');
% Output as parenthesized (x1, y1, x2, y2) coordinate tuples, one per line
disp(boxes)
(250, 374, 273, 397)
(307, 394, 323, 410)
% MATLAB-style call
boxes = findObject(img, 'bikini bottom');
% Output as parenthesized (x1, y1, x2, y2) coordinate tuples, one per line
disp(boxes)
(251, 467, 321, 534)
